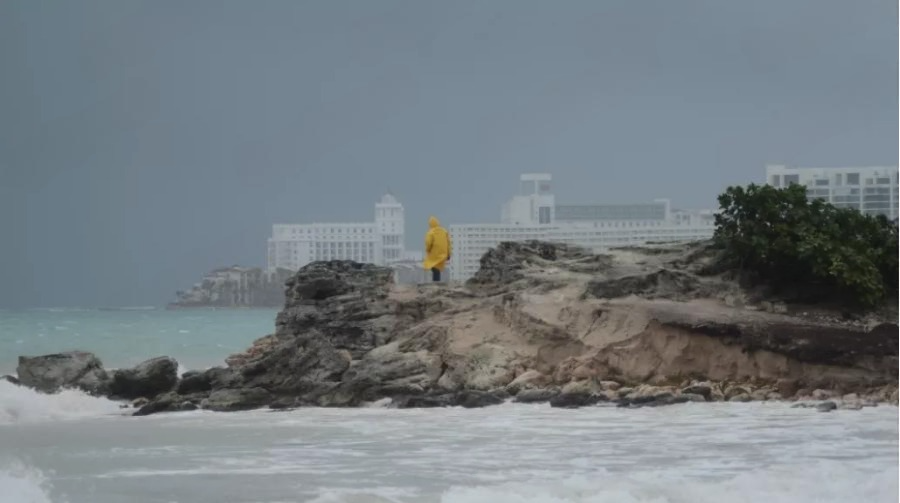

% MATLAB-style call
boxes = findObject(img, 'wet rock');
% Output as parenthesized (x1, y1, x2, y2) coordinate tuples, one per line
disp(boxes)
(766, 392, 783, 401)
(681, 393, 707, 403)
(816, 401, 837, 413)
(750, 389, 770, 401)
(457, 389, 505, 408)
(681, 383, 712, 400)
(724, 385, 751, 401)
(391, 394, 455, 409)
(133, 392, 181, 416)
(201, 387, 272, 412)
(2, 375, 20, 386)
(549, 391, 601, 408)
(16, 351, 110, 396)
(131, 397, 149, 408)
(176, 367, 237, 395)
(514, 388, 560, 404)
(618, 391, 692, 408)
(179, 401, 198, 411)
(727, 393, 751, 403)
(109, 357, 178, 400)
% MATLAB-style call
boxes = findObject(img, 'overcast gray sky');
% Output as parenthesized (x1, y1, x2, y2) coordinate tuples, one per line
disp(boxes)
(1, 0, 896, 308)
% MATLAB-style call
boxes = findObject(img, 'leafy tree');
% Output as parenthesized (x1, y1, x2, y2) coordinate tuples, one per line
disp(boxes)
(714, 183, 898, 308)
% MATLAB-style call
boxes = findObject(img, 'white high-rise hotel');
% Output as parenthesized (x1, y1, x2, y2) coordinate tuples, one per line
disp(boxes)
(448, 174, 716, 280)
(268, 166, 897, 279)
(267, 193, 407, 272)
(765, 164, 898, 221)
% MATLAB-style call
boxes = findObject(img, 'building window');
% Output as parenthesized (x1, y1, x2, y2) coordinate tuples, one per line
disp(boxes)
(770, 175, 781, 187)
(876, 177, 891, 185)
(814, 178, 829, 186)
(783, 174, 800, 185)
(846, 173, 860, 185)
(835, 174, 842, 186)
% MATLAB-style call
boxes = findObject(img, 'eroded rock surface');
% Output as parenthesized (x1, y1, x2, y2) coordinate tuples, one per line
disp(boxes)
(16, 241, 900, 415)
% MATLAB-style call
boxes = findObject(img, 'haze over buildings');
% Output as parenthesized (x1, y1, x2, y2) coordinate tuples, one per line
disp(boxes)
(1, 0, 896, 307)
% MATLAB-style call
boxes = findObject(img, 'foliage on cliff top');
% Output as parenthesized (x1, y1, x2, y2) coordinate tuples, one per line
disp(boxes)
(714, 183, 898, 308)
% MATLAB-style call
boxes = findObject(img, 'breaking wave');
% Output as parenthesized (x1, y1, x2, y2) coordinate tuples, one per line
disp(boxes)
(0, 380, 124, 426)
(0, 460, 59, 503)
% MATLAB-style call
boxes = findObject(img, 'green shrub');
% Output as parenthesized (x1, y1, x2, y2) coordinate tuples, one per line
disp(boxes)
(714, 183, 898, 307)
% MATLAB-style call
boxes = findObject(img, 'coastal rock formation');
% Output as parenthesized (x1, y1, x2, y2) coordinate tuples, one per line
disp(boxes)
(14, 241, 900, 415)
(16, 351, 110, 396)
(169, 266, 294, 308)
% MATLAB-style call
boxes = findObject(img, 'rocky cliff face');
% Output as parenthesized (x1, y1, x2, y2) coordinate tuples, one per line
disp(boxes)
(169, 267, 294, 308)
(13, 241, 899, 415)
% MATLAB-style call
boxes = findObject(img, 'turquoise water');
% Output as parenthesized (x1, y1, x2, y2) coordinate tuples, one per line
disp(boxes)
(0, 308, 279, 375)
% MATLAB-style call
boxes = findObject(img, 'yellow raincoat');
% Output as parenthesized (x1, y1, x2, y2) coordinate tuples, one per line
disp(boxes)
(423, 216, 452, 271)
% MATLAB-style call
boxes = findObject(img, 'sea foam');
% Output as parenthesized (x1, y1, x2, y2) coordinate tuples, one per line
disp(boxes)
(0, 381, 124, 426)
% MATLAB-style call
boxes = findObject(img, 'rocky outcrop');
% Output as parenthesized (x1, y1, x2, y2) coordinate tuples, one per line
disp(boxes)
(16, 352, 110, 396)
(108, 356, 178, 400)
(14, 354, 177, 400)
(169, 266, 294, 308)
(16, 240, 900, 415)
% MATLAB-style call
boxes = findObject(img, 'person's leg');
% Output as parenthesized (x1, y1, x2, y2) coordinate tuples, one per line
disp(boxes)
(432, 268, 440, 282)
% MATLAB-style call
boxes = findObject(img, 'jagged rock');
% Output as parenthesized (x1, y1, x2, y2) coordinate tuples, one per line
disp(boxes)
(176, 367, 237, 395)
(391, 394, 455, 408)
(549, 380, 603, 408)
(728, 393, 752, 402)
(682, 393, 707, 403)
(202, 388, 272, 412)
(16, 351, 110, 395)
(18, 240, 900, 416)
(681, 383, 712, 400)
(514, 388, 560, 403)
(457, 389, 505, 408)
(109, 357, 178, 400)
(816, 401, 838, 412)
(1, 375, 20, 386)
(505, 370, 550, 395)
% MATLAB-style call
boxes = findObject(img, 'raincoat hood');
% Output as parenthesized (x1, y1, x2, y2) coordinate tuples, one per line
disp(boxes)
(428, 216, 440, 228)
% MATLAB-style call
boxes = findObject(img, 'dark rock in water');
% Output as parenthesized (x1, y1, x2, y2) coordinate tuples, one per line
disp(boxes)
(2, 375, 20, 386)
(549, 391, 601, 409)
(618, 392, 692, 408)
(457, 389, 504, 408)
(16, 351, 110, 395)
(201, 387, 272, 412)
(681, 384, 712, 401)
(176, 367, 237, 395)
(816, 401, 838, 413)
(179, 401, 198, 411)
(109, 357, 178, 400)
(681, 393, 707, 403)
(133, 392, 180, 416)
(514, 388, 560, 404)
(391, 394, 455, 408)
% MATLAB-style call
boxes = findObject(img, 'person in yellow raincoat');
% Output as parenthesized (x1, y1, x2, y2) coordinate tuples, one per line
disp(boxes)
(423, 216, 451, 282)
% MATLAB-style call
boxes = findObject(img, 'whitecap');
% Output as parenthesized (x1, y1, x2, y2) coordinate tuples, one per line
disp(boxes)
(0, 381, 125, 426)
(0, 460, 59, 503)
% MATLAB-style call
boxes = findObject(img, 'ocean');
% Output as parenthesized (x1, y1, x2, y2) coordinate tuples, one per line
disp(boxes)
(1, 309, 897, 503)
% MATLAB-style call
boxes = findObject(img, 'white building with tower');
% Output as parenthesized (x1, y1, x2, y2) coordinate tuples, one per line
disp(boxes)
(266, 193, 407, 272)
(448, 174, 716, 281)
(765, 164, 898, 220)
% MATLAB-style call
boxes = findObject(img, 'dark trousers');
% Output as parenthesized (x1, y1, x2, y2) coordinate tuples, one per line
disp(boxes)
(431, 268, 441, 282)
